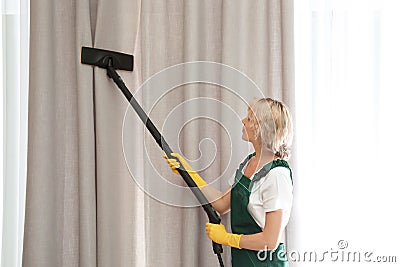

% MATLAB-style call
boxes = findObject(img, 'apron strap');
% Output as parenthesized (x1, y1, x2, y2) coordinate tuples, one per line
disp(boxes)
(237, 152, 256, 172)
(250, 159, 293, 190)
(236, 153, 293, 190)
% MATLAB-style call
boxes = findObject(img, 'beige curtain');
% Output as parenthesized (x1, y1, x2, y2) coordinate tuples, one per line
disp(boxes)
(23, 0, 294, 266)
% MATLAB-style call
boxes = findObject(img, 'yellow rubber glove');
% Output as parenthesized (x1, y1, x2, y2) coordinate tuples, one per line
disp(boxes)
(205, 223, 242, 249)
(163, 153, 207, 189)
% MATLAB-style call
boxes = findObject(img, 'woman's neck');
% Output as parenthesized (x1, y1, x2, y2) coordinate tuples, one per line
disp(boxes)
(252, 141, 276, 165)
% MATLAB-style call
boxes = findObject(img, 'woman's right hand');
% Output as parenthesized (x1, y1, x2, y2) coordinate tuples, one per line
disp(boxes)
(163, 153, 231, 215)
(163, 153, 207, 188)
(163, 153, 182, 175)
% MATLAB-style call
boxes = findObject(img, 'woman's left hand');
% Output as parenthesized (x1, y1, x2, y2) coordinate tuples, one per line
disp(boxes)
(205, 223, 242, 249)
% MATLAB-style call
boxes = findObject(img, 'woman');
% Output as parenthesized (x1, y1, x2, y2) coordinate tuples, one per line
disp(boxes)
(165, 98, 294, 266)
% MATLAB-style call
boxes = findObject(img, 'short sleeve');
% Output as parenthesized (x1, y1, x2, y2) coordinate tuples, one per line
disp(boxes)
(260, 168, 293, 212)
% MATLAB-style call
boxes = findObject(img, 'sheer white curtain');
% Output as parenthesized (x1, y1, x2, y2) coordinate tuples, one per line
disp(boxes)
(0, 0, 29, 266)
(293, 0, 400, 266)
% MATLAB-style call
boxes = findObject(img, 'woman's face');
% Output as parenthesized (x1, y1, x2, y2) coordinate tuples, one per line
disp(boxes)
(242, 110, 255, 142)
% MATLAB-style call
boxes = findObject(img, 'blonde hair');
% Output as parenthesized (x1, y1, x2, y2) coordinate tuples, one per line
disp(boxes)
(248, 98, 293, 159)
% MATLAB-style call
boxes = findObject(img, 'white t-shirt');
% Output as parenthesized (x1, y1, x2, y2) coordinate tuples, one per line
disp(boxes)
(229, 160, 293, 244)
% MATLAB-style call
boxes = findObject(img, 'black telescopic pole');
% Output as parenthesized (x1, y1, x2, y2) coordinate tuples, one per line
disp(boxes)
(105, 60, 224, 267)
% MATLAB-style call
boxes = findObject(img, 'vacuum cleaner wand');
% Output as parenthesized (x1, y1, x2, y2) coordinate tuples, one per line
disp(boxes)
(81, 47, 224, 266)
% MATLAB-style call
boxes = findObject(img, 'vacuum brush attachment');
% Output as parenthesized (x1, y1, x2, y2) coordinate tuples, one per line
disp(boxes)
(81, 46, 133, 71)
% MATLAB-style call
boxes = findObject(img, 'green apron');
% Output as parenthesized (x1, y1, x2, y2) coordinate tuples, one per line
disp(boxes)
(230, 153, 292, 267)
